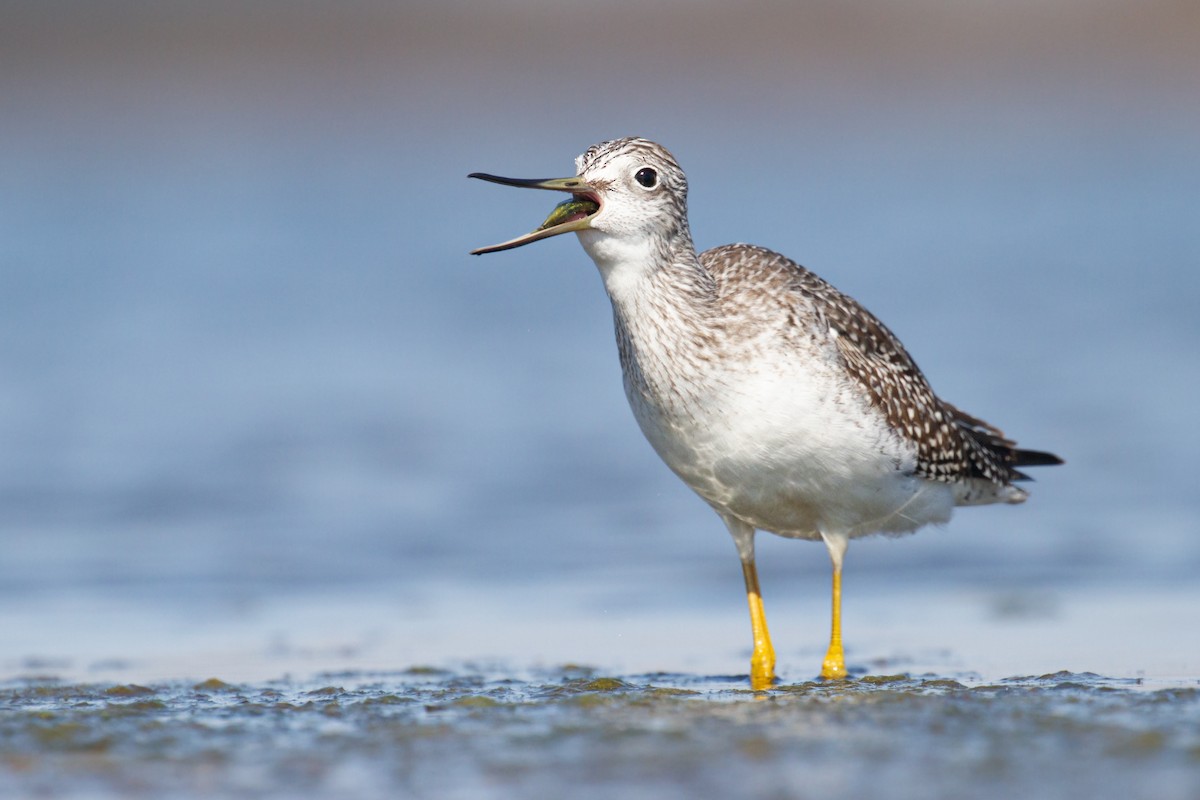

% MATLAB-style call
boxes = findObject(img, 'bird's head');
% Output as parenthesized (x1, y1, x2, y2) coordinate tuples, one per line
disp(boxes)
(470, 138, 691, 272)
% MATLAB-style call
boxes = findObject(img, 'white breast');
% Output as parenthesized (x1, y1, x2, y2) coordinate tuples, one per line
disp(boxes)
(619, 313, 956, 541)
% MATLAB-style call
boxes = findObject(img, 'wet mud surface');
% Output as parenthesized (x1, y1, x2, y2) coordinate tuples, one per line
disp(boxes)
(2, 668, 1197, 799)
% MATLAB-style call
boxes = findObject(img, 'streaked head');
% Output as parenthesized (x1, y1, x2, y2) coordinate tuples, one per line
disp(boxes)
(469, 137, 691, 258)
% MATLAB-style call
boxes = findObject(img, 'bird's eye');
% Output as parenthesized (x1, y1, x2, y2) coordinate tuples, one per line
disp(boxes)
(635, 167, 658, 188)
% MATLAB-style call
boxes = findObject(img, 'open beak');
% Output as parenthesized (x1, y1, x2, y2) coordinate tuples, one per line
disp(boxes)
(468, 173, 600, 255)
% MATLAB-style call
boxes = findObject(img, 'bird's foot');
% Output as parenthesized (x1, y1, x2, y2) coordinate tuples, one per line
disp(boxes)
(749, 645, 776, 690)
(820, 642, 847, 680)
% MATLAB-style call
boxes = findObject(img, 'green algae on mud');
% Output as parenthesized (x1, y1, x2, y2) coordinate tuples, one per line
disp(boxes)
(0, 670, 1197, 799)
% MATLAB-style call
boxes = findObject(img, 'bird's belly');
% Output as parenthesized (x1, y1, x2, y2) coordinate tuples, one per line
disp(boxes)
(626, 369, 955, 538)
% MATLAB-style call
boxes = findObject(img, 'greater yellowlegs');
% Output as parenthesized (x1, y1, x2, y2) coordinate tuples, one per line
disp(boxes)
(470, 137, 1061, 688)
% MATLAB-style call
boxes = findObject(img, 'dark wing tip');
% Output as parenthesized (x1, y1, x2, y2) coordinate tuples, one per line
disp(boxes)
(1012, 449, 1064, 468)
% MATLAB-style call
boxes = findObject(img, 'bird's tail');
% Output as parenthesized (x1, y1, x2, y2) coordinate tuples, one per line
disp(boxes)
(943, 401, 1064, 482)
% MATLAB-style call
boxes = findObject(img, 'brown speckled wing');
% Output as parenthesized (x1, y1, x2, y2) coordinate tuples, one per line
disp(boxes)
(703, 244, 1031, 486)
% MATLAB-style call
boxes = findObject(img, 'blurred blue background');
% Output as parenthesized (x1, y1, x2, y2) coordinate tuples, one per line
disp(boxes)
(1, 0, 1197, 681)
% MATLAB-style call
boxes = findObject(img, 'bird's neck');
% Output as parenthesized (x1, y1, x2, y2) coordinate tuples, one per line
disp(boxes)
(577, 229, 720, 413)
(576, 229, 712, 312)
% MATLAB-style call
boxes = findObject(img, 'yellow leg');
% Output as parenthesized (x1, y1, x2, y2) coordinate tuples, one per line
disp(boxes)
(820, 564, 848, 679)
(741, 559, 776, 690)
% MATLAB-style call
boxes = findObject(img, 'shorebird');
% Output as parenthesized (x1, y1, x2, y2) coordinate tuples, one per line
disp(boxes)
(469, 137, 1061, 688)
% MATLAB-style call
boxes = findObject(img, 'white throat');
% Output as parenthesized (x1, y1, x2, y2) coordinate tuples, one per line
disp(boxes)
(576, 228, 669, 308)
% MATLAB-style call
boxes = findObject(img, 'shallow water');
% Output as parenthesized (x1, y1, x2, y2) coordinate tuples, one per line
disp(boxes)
(2, 669, 1197, 800)
(1, 2, 1199, 797)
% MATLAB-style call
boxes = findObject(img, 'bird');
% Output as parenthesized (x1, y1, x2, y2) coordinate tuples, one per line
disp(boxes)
(469, 137, 1062, 688)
